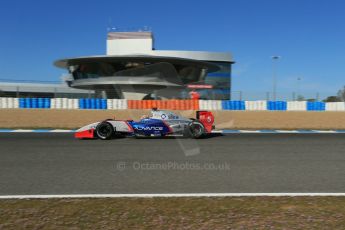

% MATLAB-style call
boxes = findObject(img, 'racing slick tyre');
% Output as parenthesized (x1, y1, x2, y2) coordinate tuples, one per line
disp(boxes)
(184, 121, 205, 139)
(95, 121, 114, 140)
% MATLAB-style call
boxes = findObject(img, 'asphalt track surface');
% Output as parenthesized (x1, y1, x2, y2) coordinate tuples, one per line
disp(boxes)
(0, 133, 345, 195)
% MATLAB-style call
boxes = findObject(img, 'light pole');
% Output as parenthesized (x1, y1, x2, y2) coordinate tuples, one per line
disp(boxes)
(297, 77, 301, 100)
(271, 56, 281, 101)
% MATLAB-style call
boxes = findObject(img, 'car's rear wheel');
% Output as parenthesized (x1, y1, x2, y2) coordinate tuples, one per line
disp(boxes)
(95, 122, 114, 140)
(184, 121, 205, 139)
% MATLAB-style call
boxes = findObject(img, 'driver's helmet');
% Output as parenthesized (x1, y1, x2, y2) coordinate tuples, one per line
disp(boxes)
(150, 110, 180, 120)
(140, 108, 157, 120)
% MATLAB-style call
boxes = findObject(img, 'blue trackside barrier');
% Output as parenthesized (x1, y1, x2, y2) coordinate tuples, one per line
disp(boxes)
(19, 98, 51, 109)
(95, 98, 101, 109)
(221, 101, 228, 110)
(31, 98, 38, 108)
(79, 98, 86, 109)
(79, 98, 107, 109)
(101, 99, 107, 109)
(307, 102, 325, 111)
(221, 100, 245, 110)
(25, 98, 31, 108)
(38, 98, 50, 108)
(267, 101, 287, 111)
(44, 98, 51, 108)
(267, 101, 272, 110)
(90, 98, 96, 109)
(38, 98, 44, 108)
(85, 99, 90, 109)
(19, 98, 25, 108)
(80, 98, 88, 109)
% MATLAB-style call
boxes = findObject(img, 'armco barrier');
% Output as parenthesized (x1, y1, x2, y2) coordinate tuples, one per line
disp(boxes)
(326, 102, 345, 111)
(307, 101, 325, 111)
(267, 101, 287, 111)
(221, 101, 245, 110)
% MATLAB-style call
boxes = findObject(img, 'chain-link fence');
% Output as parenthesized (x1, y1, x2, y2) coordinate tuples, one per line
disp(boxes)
(230, 91, 335, 101)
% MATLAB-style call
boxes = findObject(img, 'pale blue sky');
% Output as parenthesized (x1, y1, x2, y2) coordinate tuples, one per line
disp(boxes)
(0, 0, 344, 99)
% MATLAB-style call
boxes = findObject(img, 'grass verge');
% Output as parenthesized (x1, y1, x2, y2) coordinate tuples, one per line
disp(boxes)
(1, 197, 345, 229)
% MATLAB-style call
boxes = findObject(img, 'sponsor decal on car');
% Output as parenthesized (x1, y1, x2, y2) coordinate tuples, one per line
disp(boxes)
(168, 114, 179, 119)
(136, 126, 164, 131)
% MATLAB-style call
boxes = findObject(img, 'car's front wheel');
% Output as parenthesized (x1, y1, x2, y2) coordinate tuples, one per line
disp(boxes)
(95, 122, 114, 140)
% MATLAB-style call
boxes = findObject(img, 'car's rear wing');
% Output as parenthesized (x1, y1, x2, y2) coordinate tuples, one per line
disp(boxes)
(196, 111, 214, 133)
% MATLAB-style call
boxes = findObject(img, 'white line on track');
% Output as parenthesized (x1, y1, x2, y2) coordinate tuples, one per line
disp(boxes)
(210, 130, 223, 133)
(311, 130, 337, 133)
(50, 129, 75, 132)
(238, 130, 261, 133)
(276, 130, 299, 133)
(10, 129, 34, 132)
(1, 193, 345, 199)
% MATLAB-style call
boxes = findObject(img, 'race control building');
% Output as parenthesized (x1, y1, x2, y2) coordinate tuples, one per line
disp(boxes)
(54, 30, 234, 100)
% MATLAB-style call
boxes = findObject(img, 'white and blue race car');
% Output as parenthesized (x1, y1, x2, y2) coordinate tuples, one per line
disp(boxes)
(75, 109, 215, 140)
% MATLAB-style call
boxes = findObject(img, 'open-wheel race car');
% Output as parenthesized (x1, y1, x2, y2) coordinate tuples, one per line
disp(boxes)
(75, 109, 215, 140)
